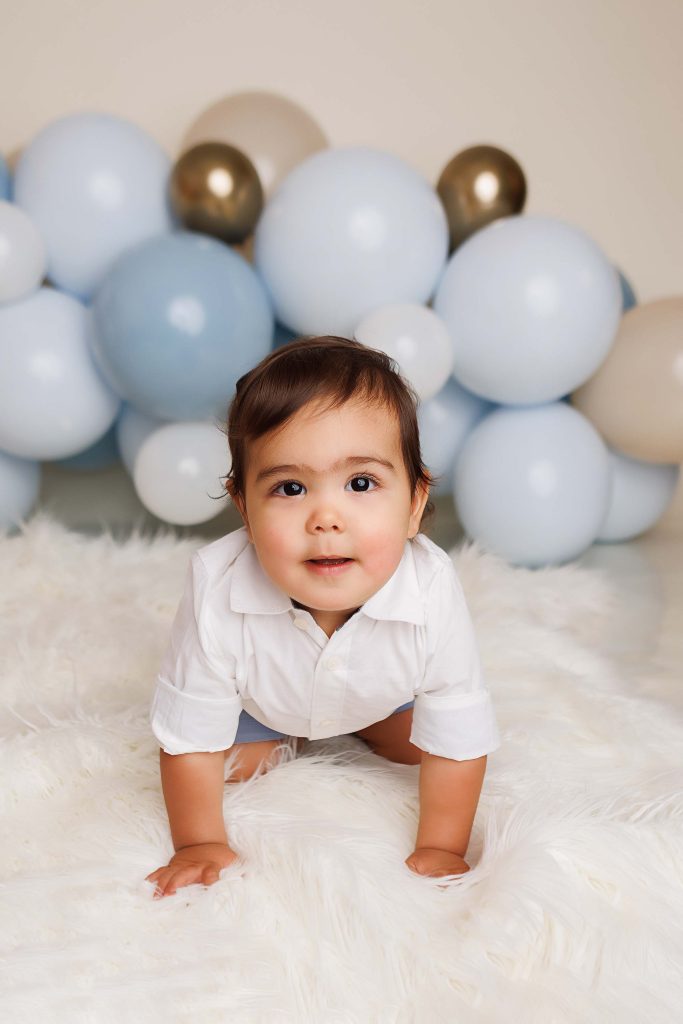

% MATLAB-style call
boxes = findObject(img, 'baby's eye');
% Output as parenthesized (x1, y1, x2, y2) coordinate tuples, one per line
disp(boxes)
(346, 475, 378, 493)
(273, 480, 306, 497)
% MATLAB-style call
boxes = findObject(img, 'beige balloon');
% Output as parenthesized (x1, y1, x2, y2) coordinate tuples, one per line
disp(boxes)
(182, 90, 328, 197)
(572, 297, 683, 463)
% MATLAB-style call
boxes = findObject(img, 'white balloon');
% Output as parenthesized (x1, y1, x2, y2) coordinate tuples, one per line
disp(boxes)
(0, 289, 120, 459)
(433, 214, 622, 404)
(0, 449, 40, 531)
(0, 201, 46, 304)
(418, 377, 493, 494)
(453, 402, 611, 567)
(597, 449, 679, 542)
(354, 303, 454, 400)
(133, 421, 230, 526)
(115, 404, 166, 475)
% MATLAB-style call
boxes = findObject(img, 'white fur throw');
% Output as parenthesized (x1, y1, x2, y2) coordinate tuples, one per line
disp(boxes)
(2, 513, 682, 1022)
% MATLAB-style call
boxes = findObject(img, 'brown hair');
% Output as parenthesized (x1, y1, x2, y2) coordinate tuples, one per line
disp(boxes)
(222, 335, 435, 528)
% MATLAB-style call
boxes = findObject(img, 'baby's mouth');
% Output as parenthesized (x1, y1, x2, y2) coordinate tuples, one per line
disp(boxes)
(306, 557, 353, 566)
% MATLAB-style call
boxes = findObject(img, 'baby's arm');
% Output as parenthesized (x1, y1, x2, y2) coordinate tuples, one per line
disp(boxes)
(405, 753, 487, 878)
(145, 749, 239, 899)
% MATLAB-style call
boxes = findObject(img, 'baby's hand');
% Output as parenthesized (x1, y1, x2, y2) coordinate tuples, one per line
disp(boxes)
(405, 847, 470, 879)
(146, 842, 241, 899)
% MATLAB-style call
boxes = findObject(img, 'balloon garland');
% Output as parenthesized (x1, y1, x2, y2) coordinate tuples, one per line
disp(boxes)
(0, 94, 680, 564)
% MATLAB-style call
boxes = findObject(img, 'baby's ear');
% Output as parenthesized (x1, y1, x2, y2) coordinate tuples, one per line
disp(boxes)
(408, 480, 430, 538)
(228, 486, 253, 540)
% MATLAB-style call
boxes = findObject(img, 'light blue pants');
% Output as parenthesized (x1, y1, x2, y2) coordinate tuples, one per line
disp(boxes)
(233, 700, 415, 744)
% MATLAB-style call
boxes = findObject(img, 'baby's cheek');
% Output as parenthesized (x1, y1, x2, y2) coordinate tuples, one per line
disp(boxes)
(360, 529, 406, 579)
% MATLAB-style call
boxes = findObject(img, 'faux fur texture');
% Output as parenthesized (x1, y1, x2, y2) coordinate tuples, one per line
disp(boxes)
(1, 513, 682, 1023)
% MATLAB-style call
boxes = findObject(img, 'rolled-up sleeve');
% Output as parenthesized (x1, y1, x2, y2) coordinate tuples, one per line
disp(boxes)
(410, 561, 501, 761)
(150, 553, 242, 755)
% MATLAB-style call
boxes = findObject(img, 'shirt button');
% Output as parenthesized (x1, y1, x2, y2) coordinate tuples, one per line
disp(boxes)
(318, 719, 335, 727)
(324, 656, 342, 671)
(293, 617, 309, 630)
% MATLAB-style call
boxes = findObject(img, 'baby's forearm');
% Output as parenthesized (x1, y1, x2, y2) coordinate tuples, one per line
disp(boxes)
(414, 753, 487, 857)
(159, 749, 229, 851)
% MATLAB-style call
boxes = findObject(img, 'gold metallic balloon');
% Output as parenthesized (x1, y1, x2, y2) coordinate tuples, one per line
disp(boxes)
(437, 144, 527, 252)
(170, 142, 263, 245)
(571, 297, 683, 464)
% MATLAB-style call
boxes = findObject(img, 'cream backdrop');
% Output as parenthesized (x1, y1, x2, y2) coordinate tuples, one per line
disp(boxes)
(2, 0, 682, 524)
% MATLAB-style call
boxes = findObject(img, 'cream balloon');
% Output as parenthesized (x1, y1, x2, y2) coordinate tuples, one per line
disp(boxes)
(572, 297, 683, 463)
(354, 303, 454, 399)
(133, 421, 230, 526)
(182, 91, 328, 197)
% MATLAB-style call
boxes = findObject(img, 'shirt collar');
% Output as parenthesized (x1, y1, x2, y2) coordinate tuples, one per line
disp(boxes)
(228, 530, 424, 626)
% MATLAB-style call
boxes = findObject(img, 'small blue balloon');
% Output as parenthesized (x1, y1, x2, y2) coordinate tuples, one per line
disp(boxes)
(597, 448, 678, 542)
(617, 268, 637, 312)
(0, 155, 11, 201)
(418, 377, 493, 495)
(453, 402, 611, 567)
(91, 232, 274, 420)
(54, 422, 120, 471)
(0, 450, 40, 531)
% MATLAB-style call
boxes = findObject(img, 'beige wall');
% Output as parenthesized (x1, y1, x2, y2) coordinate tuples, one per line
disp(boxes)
(2, 0, 681, 304)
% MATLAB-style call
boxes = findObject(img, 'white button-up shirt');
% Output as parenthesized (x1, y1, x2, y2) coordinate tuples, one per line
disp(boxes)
(149, 527, 501, 761)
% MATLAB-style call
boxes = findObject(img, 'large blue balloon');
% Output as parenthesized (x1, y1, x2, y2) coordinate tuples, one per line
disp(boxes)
(433, 215, 622, 405)
(91, 232, 274, 420)
(453, 402, 611, 567)
(255, 146, 449, 336)
(13, 113, 174, 300)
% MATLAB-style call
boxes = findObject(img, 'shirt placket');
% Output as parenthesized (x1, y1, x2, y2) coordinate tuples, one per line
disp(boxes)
(291, 609, 352, 738)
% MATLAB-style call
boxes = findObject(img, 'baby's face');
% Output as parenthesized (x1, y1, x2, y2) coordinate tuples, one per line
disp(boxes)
(235, 397, 429, 636)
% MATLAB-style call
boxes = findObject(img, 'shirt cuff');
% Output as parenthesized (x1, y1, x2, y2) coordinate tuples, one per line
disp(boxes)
(409, 688, 501, 761)
(150, 676, 242, 755)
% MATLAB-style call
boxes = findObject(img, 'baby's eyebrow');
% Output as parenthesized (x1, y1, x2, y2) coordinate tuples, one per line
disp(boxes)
(255, 455, 396, 484)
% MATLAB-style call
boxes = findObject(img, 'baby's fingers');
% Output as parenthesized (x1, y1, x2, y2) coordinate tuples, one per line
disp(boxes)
(151, 865, 201, 899)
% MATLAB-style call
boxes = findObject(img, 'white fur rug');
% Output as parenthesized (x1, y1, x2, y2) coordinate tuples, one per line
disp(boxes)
(1, 514, 682, 1023)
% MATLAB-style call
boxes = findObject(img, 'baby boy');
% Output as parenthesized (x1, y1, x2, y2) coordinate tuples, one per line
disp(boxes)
(146, 336, 501, 899)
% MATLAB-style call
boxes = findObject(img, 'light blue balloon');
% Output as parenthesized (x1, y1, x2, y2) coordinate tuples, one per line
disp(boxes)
(453, 402, 611, 567)
(0, 289, 120, 459)
(254, 146, 448, 336)
(115, 403, 166, 475)
(54, 422, 120, 471)
(0, 450, 40, 531)
(0, 155, 10, 201)
(617, 268, 637, 312)
(433, 215, 622, 405)
(91, 232, 274, 420)
(418, 377, 493, 495)
(13, 113, 174, 300)
(597, 449, 679, 542)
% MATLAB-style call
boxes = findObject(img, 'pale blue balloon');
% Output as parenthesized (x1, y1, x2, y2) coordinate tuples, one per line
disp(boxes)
(0, 289, 120, 459)
(115, 404, 167, 475)
(597, 449, 679, 542)
(254, 146, 448, 336)
(54, 422, 120, 471)
(433, 215, 622, 405)
(418, 377, 493, 495)
(0, 155, 10, 201)
(453, 402, 611, 567)
(91, 232, 274, 420)
(0, 450, 40, 531)
(13, 113, 174, 300)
